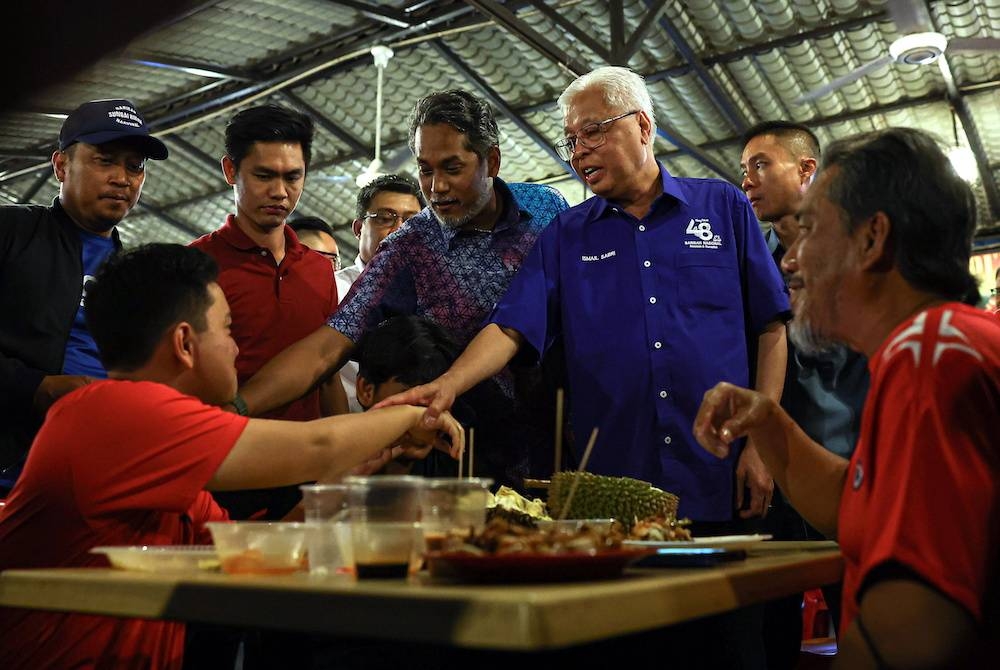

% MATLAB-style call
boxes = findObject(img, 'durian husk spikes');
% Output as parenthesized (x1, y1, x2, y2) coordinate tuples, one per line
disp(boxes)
(548, 472, 679, 531)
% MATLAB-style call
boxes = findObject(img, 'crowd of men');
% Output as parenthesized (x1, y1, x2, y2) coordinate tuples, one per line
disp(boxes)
(0, 65, 996, 670)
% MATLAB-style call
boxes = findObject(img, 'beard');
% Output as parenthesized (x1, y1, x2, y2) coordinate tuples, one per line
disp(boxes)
(430, 181, 493, 229)
(787, 291, 839, 355)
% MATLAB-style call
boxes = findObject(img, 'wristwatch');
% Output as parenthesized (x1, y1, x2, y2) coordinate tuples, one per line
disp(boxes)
(231, 393, 250, 416)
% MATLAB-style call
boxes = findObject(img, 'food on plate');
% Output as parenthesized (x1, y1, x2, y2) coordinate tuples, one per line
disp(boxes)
(629, 515, 693, 542)
(547, 472, 679, 530)
(485, 485, 550, 527)
(218, 549, 307, 575)
(434, 517, 625, 556)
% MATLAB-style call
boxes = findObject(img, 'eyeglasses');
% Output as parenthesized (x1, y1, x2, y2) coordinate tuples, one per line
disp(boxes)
(315, 249, 341, 271)
(554, 110, 639, 161)
(363, 209, 410, 229)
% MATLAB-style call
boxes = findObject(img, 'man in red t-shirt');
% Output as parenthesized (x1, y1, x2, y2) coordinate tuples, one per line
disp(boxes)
(0, 244, 463, 670)
(190, 105, 341, 520)
(693, 128, 998, 668)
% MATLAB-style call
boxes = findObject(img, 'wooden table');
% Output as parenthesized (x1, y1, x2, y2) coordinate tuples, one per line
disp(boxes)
(0, 542, 841, 651)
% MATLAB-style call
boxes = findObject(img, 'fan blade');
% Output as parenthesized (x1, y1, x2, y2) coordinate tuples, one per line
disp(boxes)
(886, 0, 932, 34)
(948, 37, 1000, 53)
(794, 56, 894, 104)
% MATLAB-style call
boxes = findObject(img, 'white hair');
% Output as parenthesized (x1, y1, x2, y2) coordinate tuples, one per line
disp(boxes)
(557, 66, 656, 130)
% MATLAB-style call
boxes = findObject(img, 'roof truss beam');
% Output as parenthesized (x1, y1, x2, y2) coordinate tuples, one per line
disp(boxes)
(335, 0, 414, 28)
(280, 90, 368, 156)
(431, 40, 580, 182)
(465, 0, 736, 182)
(129, 57, 255, 81)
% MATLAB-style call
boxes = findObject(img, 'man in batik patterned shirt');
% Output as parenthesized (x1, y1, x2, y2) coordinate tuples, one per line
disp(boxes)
(237, 90, 568, 486)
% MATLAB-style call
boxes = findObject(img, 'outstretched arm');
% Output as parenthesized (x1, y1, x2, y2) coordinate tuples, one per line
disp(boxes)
(208, 405, 464, 490)
(374, 323, 524, 427)
(694, 381, 846, 535)
(238, 325, 354, 416)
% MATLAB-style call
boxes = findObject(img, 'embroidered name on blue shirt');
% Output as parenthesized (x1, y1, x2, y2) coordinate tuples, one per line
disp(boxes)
(582, 250, 617, 262)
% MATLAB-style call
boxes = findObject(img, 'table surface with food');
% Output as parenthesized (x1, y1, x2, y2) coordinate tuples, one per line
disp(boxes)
(0, 544, 840, 649)
(0, 473, 843, 650)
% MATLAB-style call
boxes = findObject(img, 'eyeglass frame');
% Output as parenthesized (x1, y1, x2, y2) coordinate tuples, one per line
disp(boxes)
(554, 110, 640, 162)
(362, 208, 411, 229)
(313, 249, 342, 271)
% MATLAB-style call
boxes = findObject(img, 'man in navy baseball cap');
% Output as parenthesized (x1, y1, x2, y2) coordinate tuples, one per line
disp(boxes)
(0, 98, 169, 493)
(58, 98, 168, 159)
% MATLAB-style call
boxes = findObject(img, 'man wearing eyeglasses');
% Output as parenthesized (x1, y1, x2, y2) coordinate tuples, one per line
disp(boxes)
(329, 175, 424, 414)
(336, 174, 423, 299)
(389, 67, 789, 532)
(235, 90, 569, 488)
(289, 216, 342, 270)
(190, 105, 339, 520)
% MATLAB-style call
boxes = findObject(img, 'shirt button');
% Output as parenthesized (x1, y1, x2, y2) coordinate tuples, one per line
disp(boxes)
(663, 436, 672, 445)
(638, 225, 646, 232)
(659, 390, 668, 399)
(649, 296, 656, 304)
(643, 260, 651, 268)
(259, 250, 267, 256)
(653, 341, 662, 349)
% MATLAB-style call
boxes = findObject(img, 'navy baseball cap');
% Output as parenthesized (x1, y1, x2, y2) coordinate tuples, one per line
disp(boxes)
(58, 99, 168, 160)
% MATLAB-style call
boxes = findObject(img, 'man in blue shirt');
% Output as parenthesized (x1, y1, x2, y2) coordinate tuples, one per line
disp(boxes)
(741, 120, 869, 462)
(237, 91, 568, 487)
(390, 68, 789, 525)
(0, 99, 168, 492)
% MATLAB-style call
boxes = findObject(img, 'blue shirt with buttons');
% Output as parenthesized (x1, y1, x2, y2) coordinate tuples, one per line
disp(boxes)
(489, 163, 789, 521)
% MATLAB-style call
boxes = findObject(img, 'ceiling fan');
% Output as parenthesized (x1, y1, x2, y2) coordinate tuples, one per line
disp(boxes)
(356, 45, 394, 187)
(795, 0, 1000, 103)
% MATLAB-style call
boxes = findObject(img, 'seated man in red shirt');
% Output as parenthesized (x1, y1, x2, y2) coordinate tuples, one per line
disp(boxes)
(694, 128, 998, 668)
(0, 244, 462, 670)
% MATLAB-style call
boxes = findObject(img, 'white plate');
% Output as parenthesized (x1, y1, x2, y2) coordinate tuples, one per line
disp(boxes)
(91, 545, 219, 573)
(624, 534, 773, 551)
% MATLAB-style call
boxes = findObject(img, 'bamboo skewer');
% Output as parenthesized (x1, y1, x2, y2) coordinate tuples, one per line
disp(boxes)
(554, 388, 564, 474)
(556, 427, 598, 521)
(468, 428, 475, 480)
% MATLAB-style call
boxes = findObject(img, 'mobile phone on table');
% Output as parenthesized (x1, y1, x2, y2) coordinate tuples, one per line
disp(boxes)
(635, 547, 747, 567)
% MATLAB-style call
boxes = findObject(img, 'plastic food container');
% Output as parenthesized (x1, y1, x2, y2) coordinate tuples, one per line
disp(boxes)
(206, 522, 311, 575)
(90, 545, 219, 573)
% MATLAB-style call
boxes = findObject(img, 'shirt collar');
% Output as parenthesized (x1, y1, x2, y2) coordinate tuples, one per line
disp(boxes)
(592, 161, 689, 219)
(217, 213, 304, 259)
(51, 196, 123, 248)
(436, 177, 528, 244)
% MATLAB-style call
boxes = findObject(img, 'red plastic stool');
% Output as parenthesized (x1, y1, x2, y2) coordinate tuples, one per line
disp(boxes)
(802, 588, 831, 641)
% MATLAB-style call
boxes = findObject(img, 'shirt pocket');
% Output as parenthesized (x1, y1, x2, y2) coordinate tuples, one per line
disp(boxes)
(674, 251, 741, 312)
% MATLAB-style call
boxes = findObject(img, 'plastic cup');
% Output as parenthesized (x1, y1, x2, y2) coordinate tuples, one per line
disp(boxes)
(299, 484, 352, 576)
(346, 476, 425, 579)
(420, 478, 493, 551)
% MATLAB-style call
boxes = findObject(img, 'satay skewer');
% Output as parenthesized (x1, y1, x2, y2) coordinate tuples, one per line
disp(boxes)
(556, 427, 598, 521)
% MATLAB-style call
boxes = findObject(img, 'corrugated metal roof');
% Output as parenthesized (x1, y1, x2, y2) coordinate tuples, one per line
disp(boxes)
(0, 0, 997, 255)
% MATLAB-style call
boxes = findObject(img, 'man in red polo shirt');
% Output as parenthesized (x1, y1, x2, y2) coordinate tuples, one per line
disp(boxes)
(191, 105, 339, 519)
(694, 128, 998, 668)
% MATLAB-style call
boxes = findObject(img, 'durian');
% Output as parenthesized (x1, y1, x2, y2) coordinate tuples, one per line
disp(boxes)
(547, 472, 679, 529)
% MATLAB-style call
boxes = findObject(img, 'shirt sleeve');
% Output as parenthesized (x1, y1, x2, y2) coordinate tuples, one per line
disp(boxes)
(190, 492, 231, 544)
(327, 238, 416, 343)
(488, 217, 562, 363)
(66, 383, 249, 518)
(732, 187, 790, 335)
(854, 343, 999, 622)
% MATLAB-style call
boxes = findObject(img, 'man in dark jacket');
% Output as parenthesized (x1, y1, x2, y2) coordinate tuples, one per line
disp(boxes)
(0, 98, 168, 493)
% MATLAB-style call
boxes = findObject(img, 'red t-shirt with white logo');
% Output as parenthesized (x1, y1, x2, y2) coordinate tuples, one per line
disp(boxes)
(838, 303, 1000, 633)
(0, 380, 247, 669)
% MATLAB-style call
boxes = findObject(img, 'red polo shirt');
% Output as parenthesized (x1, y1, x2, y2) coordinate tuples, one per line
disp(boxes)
(191, 215, 338, 421)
